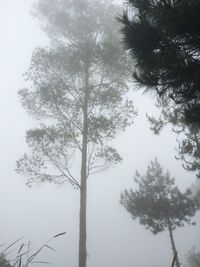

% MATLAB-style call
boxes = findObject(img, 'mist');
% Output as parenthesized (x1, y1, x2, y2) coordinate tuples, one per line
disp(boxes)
(0, 1, 199, 267)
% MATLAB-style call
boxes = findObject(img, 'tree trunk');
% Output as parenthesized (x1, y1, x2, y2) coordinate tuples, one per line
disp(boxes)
(79, 164, 87, 267)
(79, 66, 89, 267)
(167, 219, 180, 267)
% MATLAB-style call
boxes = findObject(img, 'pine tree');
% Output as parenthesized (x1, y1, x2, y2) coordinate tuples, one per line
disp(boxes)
(119, 0, 200, 117)
(121, 159, 198, 267)
(16, 1, 137, 267)
(147, 97, 200, 178)
(119, 0, 200, 178)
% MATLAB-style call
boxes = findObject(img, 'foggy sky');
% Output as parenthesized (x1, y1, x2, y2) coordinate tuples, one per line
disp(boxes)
(0, 1, 199, 267)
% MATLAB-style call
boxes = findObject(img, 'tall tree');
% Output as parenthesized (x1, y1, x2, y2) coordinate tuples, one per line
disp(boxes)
(119, 0, 200, 120)
(121, 159, 198, 267)
(16, 1, 136, 267)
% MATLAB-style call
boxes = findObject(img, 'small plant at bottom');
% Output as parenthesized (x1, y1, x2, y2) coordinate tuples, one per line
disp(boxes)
(0, 232, 66, 267)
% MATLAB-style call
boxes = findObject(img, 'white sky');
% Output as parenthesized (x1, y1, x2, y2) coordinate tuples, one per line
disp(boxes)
(0, 1, 199, 267)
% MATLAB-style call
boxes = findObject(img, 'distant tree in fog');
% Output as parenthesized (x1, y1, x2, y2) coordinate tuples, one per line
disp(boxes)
(16, 1, 137, 267)
(121, 159, 198, 267)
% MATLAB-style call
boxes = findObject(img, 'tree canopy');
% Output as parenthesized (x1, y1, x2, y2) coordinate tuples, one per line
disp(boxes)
(17, 0, 136, 187)
(121, 159, 197, 234)
(119, 0, 200, 111)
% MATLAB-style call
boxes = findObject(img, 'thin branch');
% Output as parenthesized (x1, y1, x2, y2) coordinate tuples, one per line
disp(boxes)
(87, 158, 111, 176)
(43, 149, 80, 188)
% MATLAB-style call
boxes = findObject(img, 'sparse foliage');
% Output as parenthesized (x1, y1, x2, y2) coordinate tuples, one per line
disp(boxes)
(16, 0, 136, 188)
